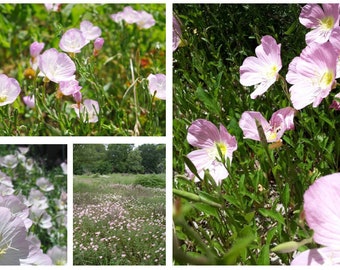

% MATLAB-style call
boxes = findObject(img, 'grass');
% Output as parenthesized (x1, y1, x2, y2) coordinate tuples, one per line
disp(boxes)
(73, 173, 165, 265)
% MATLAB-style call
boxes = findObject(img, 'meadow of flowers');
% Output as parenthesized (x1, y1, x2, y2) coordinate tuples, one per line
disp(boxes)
(0, 145, 67, 265)
(73, 174, 166, 265)
(173, 4, 340, 265)
(0, 3, 165, 136)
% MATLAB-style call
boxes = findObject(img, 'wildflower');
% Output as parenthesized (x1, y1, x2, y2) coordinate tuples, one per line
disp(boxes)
(240, 35, 282, 99)
(0, 207, 30, 265)
(20, 235, 52, 265)
(330, 92, 340, 110)
(186, 119, 237, 184)
(135, 10, 156, 29)
(72, 91, 82, 105)
(23, 95, 35, 109)
(44, 3, 61, 12)
(47, 246, 67, 265)
(0, 154, 18, 169)
(28, 189, 48, 210)
(59, 28, 89, 54)
(0, 74, 21, 106)
(147, 73, 166, 100)
(38, 48, 76, 83)
(80, 20, 101, 41)
(291, 173, 340, 265)
(36, 177, 54, 192)
(110, 6, 155, 29)
(29, 41, 45, 70)
(59, 80, 82, 96)
(299, 4, 339, 44)
(93, 37, 104, 56)
(286, 42, 337, 110)
(239, 107, 295, 143)
(173, 15, 182, 51)
(72, 99, 99, 123)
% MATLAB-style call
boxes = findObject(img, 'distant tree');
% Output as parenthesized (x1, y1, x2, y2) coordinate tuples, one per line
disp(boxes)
(106, 144, 134, 173)
(138, 144, 165, 173)
(73, 144, 107, 174)
(126, 149, 145, 174)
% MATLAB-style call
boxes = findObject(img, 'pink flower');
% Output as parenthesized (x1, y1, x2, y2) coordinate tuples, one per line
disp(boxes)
(299, 4, 339, 44)
(23, 95, 35, 108)
(72, 91, 82, 104)
(59, 80, 82, 96)
(186, 119, 237, 184)
(38, 48, 76, 83)
(110, 6, 155, 29)
(93, 37, 104, 56)
(173, 15, 182, 51)
(59, 28, 88, 53)
(72, 99, 99, 123)
(286, 42, 337, 110)
(330, 92, 340, 110)
(291, 173, 340, 265)
(239, 107, 295, 143)
(147, 73, 166, 100)
(0, 74, 21, 106)
(240, 35, 282, 99)
(80, 20, 102, 41)
(30, 42, 44, 70)
(44, 3, 61, 12)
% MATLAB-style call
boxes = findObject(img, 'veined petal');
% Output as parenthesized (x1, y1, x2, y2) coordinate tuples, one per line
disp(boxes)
(187, 119, 220, 148)
(239, 111, 270, 141)
(219, 124, 237, 160)
(304, 173, 340, 248)
(270, 107, 296, 133)
(291, 247, 340, 265)
(186, 149, 214, 179)
(299, 4, 326, 28)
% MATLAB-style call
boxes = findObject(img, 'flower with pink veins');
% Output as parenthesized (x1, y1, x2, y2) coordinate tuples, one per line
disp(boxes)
(299, 4, 339, 45)
(0, 74, 21, 106)
(110, 6, 155, 29)
(240, 35, 282, 99)
(239, 107, 295, 143)
(23, 95, 35, 108)
(72, 99, 99, 123)
(291, 173, 340, 265)
(286, 42, 337, 110)
(38, 48, 76, 83)
(173, 15, 182, 51)
(59, 80, 82, 96)
(186, 119, 237, 184)
(147, 73, 166, 100)
(330, 92, 340, 110)
(135, 10, 156, 29)
(80, 20, 101, 41)
(59, 28, 88, 53)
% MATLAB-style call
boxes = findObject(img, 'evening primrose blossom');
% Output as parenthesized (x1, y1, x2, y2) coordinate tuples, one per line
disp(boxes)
(291, 173, 340, 265)
(240, 35, 282, 99)
(239, 107, 296, 143)
(0, 74, 21, 106)
(186, 119, 237, 184)
(299, 3, 339, 44)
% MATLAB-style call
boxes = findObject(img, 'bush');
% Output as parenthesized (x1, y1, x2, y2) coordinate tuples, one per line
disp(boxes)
(134, 174, 165, 188)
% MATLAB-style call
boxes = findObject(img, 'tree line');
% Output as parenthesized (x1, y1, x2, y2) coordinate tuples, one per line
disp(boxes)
(73, 144, 165, 175)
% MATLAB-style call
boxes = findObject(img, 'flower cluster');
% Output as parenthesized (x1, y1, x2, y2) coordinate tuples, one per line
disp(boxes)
(0, 146, 67, 265)
(110, 6, 156, 29)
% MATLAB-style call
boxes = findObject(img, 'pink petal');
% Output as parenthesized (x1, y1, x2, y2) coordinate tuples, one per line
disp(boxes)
(187, 119, 220, 148)
(186, 149, 214, 180)
(269, 107, 296, 138)
(219, 124, 237, 160)
(239, 111, 270, 141)
(299, 4, 325, 28)
(304, 173, 340, 248)
(291, 247, 340, 265)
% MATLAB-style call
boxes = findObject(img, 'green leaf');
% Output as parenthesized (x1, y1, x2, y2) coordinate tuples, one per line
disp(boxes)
(281, 184, 290, 209)
(222, 234, 254, 264)
(258, 208, 285, 225)
(195, 86, 220, 114)
(193, 203, 220, 219)
(183, 155, 202, 181)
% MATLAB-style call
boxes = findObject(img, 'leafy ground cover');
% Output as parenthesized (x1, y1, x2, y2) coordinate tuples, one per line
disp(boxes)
(0, 3, 165, 136)
(73, 174, 165, 265)
(173, 4, 340, 265)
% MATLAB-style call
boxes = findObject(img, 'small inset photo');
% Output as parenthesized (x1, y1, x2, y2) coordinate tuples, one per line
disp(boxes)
(73, 144, 166, 265)
(0, 144, 67, 265)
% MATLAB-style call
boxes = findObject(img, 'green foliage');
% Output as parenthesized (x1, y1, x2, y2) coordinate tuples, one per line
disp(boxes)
(173, 4, 339, 265)
(134, 174, 165, 188)
(0, 3, 165, 136)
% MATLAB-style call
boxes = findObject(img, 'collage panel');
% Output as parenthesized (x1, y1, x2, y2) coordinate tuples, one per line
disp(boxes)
(0, 144, 67, 265)
(0, 3, 165, 136)
(173, 3, 340, 267)
(73, 143, 166, 265)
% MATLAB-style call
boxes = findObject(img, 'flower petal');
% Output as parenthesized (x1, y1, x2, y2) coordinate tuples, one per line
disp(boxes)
(291, 247, 340, 265)
(239, 111, 270, 141)
(187, 119, 220, 148)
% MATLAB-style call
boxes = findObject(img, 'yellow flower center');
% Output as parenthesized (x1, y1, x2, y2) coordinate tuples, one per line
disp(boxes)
(320, 70, 334, 88)
(320, 16, 335, 30)
(215, 142, 227, 159)
(266, 131, 278, 142)
(266, 65, 278, 79)
(0, 95, 7, 103)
